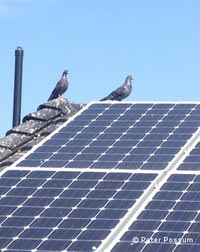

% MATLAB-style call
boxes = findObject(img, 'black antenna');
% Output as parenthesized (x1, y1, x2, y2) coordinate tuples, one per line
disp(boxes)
(13, 47, 24, 127)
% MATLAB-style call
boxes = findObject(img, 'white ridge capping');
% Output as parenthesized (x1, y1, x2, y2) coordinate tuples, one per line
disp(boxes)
(96, 126, 200, 252)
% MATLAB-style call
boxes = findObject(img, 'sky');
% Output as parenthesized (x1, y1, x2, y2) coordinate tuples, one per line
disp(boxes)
(0, 0, 200, 138)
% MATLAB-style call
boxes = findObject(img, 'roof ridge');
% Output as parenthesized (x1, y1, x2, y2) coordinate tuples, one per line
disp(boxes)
(0, 98, 84, 168)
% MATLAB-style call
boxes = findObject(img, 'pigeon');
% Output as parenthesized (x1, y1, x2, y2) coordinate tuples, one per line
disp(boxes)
(48, 70, 69, 101)
(100, 75, 133, 101)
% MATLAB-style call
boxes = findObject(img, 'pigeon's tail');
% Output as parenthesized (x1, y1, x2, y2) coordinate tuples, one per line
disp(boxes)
(100, 95, 113, 101)
(48, 93, 56, 101)
(48, 95, 52, 101)
(100, 91, 119, 101)
(100, 97, 107, 101)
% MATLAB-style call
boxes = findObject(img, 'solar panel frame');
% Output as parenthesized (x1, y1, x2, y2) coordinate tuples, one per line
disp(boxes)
(0, 167, 160, 252)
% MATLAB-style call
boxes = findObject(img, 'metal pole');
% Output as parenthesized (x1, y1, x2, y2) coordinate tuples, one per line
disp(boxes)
(13, 47, 24, 127)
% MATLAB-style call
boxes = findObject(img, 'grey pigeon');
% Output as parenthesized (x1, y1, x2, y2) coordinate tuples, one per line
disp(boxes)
(48, 70, 69, 101)
(100, 75, 133, 101)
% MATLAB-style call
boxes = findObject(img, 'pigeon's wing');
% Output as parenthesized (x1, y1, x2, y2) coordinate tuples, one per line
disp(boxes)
(100, 86, 125, 101)
(48, 81, 62, 101)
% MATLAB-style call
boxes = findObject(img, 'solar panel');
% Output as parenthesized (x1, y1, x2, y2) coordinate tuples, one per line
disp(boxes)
(16, 102, 200, 170)
(3, 101, 200, 252)
(0, 168, 157, 252)
(110, 172, 200, 252)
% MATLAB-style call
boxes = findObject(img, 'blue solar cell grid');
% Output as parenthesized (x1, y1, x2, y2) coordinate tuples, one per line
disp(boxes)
(0, 169, 157, 252)
(111, 173, 200, 252)
(3, 102, 200, 252)
(178, 142, 200, 171)
(17, 103, 200, 170)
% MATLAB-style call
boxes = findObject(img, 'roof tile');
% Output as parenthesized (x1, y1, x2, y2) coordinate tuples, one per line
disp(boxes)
(0, 98, 84, 167)
(6, 120, 49, 136)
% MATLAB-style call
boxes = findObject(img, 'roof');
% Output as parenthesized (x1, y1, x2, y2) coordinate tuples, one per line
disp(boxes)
(0, 98, 84, 169)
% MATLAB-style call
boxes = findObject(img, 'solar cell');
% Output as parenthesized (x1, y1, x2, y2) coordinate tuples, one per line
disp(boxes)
(16, 102, 200, 170)
(0, 168, 157, 252)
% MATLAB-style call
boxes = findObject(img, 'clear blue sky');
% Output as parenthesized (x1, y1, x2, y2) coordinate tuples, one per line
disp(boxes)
(0, 0, 200, 137)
